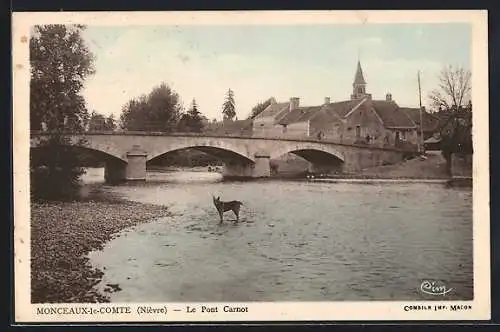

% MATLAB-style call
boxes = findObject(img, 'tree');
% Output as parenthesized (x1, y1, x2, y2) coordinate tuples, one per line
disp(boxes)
(88, 111, 105, 131)
(178, 98, 204, 133)
(120, 83, 182, 132)
(222, 88, 236, 121)
(87, 111, 116, 131)
(105, 114, 117, 131)
(30, 135, 87, 200)
(428, 65, 471, 112)
(30, 24, 95, 132)
(248, 98, 273, 119)
(29, 24, 95, 200)
(440, 102, 473, 160)
(427, 65, 473, 173)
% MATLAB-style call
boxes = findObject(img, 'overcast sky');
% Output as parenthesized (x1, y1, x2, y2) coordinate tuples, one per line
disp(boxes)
(81, 23, 471, 120)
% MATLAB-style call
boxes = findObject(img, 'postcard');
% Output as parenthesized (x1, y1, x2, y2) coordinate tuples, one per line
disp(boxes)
(12, 10, 490, 323)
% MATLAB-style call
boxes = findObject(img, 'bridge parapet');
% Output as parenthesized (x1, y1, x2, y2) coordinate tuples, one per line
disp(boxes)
(30, 131, 417, 153)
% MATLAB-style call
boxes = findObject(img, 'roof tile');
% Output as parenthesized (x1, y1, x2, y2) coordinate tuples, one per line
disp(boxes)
(401, 107, 440, 132)
(371, 100, 416, 128)
(277, 106, 323, 125)
(254, 102, 290, 120)
(322, 99, 366, 117)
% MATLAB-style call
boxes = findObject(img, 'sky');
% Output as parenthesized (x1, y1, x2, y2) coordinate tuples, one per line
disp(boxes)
(80, 23, 471, 121)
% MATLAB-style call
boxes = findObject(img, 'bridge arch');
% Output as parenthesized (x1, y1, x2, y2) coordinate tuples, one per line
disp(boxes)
(270, 142, 345, 163)
(30, 135, 127, 162)
(146, 139, 254, 164)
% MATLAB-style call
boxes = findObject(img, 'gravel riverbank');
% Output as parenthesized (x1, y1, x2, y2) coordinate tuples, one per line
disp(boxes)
(31, 198, 171, 303)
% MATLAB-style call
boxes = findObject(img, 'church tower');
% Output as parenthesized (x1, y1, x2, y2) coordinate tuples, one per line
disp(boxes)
(351, 60, 369, 100)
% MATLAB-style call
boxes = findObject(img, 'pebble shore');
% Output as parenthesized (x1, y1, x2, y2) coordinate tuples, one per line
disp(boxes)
(30, 199, 171, 303)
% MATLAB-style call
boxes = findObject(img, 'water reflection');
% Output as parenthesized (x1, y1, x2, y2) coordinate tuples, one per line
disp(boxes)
(85, 168, 473, 302)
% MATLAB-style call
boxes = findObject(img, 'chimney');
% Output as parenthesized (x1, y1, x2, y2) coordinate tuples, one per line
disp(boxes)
(324, 97, 330, 104)
(386, 92, 392, 102)
(289, 97, 300, 111)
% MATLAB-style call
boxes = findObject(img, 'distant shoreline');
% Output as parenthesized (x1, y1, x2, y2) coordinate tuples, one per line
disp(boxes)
(146, 168, 456, 183)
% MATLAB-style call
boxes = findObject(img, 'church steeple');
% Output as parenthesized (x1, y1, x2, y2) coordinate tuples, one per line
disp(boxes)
(351, 60, 368, 100)
(354, 60, 366, 85)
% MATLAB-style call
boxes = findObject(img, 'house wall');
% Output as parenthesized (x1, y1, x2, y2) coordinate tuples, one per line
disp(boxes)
(252, 117, 282, 137)
(309, 107, 419, 150)
(309, 112, 343, 141)
(280, 122, 310, 138)
(310, 107, 387, 147)
(384, 128, 419, 148)
(342, 108, 386, 145)
(450, 153, 472, 178)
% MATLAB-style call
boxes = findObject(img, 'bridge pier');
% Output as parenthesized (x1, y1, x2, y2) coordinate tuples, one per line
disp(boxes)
(103, 145, 147, 184)
(222, 152, 271, 180)
(125, 145, 147, 181)
(222, 161, 253, 179)
(104, 159, 127, 184)
(253, 153, 271, 178)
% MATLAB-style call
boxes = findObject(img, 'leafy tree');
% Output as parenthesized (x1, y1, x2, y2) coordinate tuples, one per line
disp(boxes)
(29, 24, 95, 200)
(87, 111, 116, 131)
(222, 88, 236, 121)
(30, 24, 95, 132)
(87, 111, 105, 131)
(105, 114, 117, 131)
(178, 98, 204, 133)
(30, 135, 87, 201)
(248, 98, 273, 119)
(120, 83, 182, 131)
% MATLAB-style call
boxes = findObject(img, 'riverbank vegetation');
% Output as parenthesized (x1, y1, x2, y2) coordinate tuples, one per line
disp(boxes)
(31, 198, 171, 303)
(30, 25, 97, 201)
(428, 65, 472, 176)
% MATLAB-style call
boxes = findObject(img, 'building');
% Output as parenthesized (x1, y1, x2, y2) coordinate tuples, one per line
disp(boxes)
(252, 97, 291, 137)
(252, 60, 420, 150)
(204, 119, 254, 137)
(401, 106, 441, 141)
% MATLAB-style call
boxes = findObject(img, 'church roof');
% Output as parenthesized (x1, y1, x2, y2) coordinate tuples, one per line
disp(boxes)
(353, 60, 366, 85)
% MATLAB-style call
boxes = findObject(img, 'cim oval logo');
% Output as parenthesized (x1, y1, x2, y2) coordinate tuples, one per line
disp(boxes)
(420, 280, 454, 296)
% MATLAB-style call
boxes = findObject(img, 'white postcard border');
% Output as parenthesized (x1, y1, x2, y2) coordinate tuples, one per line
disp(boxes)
(12, 10, 490, 323)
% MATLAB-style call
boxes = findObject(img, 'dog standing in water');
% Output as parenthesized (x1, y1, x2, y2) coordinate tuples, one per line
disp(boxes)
(212, 195, 243, 224)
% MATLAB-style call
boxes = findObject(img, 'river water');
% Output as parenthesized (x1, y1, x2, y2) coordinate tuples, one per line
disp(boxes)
(83, 168, 473, 302)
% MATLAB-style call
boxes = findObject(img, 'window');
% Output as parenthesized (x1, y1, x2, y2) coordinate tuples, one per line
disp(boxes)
(355, 125, 361, 138)
(358, 87, 364, 94)
(282, 124, 287, 133)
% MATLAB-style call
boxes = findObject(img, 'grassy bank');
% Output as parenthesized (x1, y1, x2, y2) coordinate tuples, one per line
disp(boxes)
(31, 198, 171, 303)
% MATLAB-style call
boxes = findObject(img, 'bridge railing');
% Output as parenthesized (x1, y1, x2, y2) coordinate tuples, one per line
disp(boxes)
(30, 130, 419, 153)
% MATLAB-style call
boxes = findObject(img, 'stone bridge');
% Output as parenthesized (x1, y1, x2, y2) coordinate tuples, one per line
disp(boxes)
(30, 132, 411, 182)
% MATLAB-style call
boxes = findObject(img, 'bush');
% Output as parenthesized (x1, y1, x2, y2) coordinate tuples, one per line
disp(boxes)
(30, 135, 86, 201)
